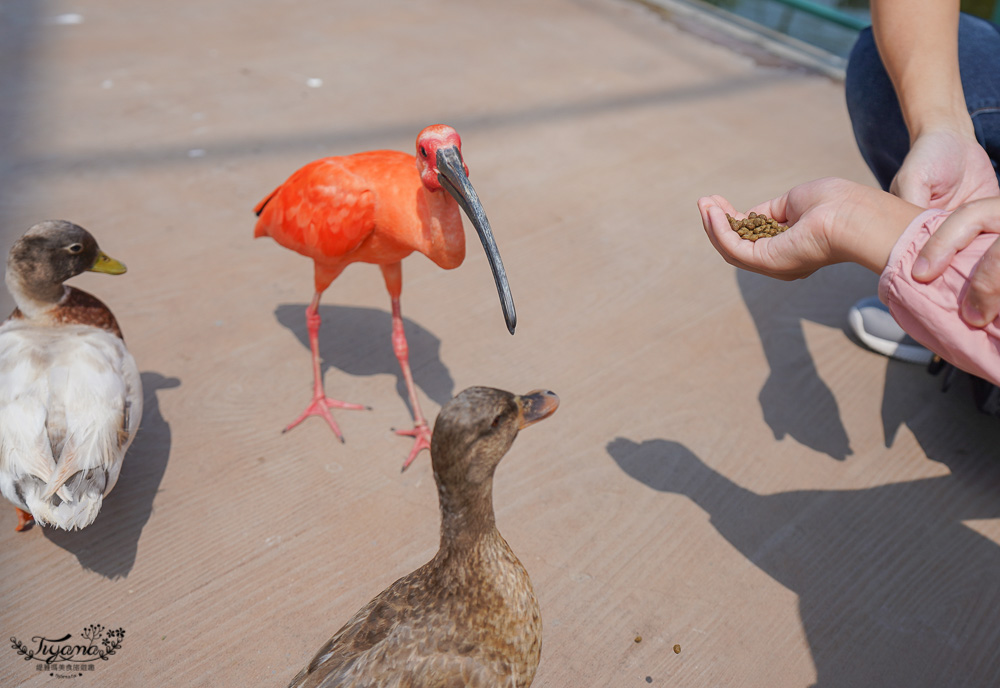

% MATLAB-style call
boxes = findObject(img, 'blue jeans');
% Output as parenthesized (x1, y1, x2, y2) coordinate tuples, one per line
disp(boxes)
(845, 13, 1000, 191)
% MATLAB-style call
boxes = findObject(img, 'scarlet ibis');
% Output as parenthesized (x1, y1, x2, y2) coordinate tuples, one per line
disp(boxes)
(254, 124, 516, 470)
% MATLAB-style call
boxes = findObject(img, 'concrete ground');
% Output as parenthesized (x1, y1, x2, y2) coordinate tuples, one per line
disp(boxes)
(2, 0, 999, 686)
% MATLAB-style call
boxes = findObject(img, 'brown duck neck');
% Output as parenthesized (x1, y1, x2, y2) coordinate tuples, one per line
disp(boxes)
(436, 479, 500, 557)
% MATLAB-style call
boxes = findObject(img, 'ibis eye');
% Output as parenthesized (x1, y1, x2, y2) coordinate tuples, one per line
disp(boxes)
(68, 244, 83, 254)
(419, 145, 428, 158)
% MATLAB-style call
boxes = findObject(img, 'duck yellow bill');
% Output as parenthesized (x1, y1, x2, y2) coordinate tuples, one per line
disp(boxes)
(88, 251, 127, 275)
(517, 390, 559, 429)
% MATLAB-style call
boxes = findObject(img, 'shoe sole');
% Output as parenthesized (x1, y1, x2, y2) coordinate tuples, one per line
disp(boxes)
(847, 307, 934, 365)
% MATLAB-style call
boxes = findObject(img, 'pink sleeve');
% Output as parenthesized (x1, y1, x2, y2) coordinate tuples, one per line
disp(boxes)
(879, 208, 1000, 387)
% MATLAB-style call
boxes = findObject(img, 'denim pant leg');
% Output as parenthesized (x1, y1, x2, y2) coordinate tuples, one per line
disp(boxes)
(844, 13, 1000, 191)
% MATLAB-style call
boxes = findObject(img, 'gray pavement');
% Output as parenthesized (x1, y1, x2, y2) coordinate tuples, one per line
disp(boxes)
(2, 1, 999, 686)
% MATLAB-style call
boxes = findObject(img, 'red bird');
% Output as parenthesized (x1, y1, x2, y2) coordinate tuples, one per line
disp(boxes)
(254, 124, 515, 469)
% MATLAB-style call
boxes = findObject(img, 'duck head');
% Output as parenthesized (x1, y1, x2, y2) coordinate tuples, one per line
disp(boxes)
(6, 220, 126, 312)
(431, 387, 559, 502)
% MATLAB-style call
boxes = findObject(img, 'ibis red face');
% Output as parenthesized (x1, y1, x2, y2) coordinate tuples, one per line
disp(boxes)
(416, 125, 517, 335)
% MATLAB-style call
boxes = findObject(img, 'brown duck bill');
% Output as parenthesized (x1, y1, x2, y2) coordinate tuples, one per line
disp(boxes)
(517, 390, 559, 429)
(436, 146, 517, 335)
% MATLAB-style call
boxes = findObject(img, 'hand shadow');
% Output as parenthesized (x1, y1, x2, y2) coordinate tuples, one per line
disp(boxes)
(274, 303, 454, 412)
(607, 436, 1000, 687)
(42, 372, 180, 579)
(881, 359, 1000, 484)
(736, 268, 874, 461)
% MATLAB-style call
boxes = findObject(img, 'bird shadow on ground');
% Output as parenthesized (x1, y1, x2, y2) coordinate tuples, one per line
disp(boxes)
(274, 303, 454, 414)
(607, 436, 1000, 687)
(42, 372, 180, 579)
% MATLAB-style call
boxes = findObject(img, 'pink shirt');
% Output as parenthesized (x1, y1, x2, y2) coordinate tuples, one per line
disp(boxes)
(879, 209, 1000, 387)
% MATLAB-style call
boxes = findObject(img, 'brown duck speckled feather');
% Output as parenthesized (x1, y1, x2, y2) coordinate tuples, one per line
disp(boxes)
(7, 287, 123, 339)
(288, 387, 559, 688)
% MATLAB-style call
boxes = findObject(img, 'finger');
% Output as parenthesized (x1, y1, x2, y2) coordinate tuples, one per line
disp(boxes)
(699, 197, 752, 271)
(747, 192, 790, 224)
(913, 204, 985, 282)
(697, 195, 738, 219)
(961, 235, 1000, 327)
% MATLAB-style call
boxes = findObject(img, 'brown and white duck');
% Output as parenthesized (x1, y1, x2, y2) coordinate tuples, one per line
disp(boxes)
(288, 386, 559, 688)
(0, 220, 142, 531)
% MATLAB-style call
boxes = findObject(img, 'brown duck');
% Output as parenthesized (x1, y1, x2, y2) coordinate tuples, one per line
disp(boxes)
(288, 386, 559, 688)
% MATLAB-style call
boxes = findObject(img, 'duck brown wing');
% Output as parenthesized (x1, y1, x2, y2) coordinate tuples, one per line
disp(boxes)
(291, 645, 514, 688)
(288, 567, 518, 688)
(289, 573, 422, 688)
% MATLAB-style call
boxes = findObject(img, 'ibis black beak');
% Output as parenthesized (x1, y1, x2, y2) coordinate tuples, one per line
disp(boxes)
(437, 146, 516, 334)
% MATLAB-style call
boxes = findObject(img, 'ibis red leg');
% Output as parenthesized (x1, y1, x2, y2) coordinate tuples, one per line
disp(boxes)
(284, 292, 369, 438)
(382, 263, 431, 470)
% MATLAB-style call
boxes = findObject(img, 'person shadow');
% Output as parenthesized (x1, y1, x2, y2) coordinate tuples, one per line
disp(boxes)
(274, 303, 455, 413)
(738, 267, 998, 459)
(43, 372, 180, 579)
(607, 436, 1000, 687)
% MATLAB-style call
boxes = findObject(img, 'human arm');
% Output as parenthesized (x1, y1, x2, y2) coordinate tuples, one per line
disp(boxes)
(870, 0, 999, 207)
(880, 204, 1000, 386)
(699, 179, 1000, 385)
(911, 197, 1000, 326)
(698, 177, 921, 280)
(870, 1, 1000, 331)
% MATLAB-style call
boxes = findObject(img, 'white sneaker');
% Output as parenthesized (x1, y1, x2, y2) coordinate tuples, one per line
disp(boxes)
(847, 296, 933, 364)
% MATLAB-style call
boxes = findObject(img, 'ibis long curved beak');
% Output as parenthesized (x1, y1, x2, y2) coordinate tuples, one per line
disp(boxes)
(88, 250, 127, 275)
(437, 146, 516, 334)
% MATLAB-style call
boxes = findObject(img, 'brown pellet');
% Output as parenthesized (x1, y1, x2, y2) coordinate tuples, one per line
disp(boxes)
(726, 213, 788, 241)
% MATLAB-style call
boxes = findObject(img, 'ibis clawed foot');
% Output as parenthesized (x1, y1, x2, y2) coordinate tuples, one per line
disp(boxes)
(395, 423, 431, 471)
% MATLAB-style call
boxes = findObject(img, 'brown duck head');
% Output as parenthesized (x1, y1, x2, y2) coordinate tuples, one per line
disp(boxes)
(430, 387, 558, 539)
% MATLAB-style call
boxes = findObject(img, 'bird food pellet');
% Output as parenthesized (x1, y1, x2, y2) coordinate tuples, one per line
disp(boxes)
(727, 212, 788, 241)
(673, 644, 681, 654)
(634, 635, 642, 643)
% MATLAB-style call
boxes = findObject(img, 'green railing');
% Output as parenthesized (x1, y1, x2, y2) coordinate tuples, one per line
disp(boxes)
(766, 0, 998, 28)
(767, 0, 869, 31)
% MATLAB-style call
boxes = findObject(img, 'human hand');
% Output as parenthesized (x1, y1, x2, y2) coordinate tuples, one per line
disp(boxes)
(891, 128, 1000, 209)
(911, 196, 1000, 327)
(699, 178, 919, 280)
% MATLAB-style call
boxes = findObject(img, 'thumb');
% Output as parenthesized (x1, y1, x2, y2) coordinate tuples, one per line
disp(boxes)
(890, 171, 931, 208)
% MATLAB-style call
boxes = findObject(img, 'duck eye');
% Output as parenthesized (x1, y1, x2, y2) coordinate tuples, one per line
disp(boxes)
(68, 243, 83, 254)
(491, 414, 502, 429)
